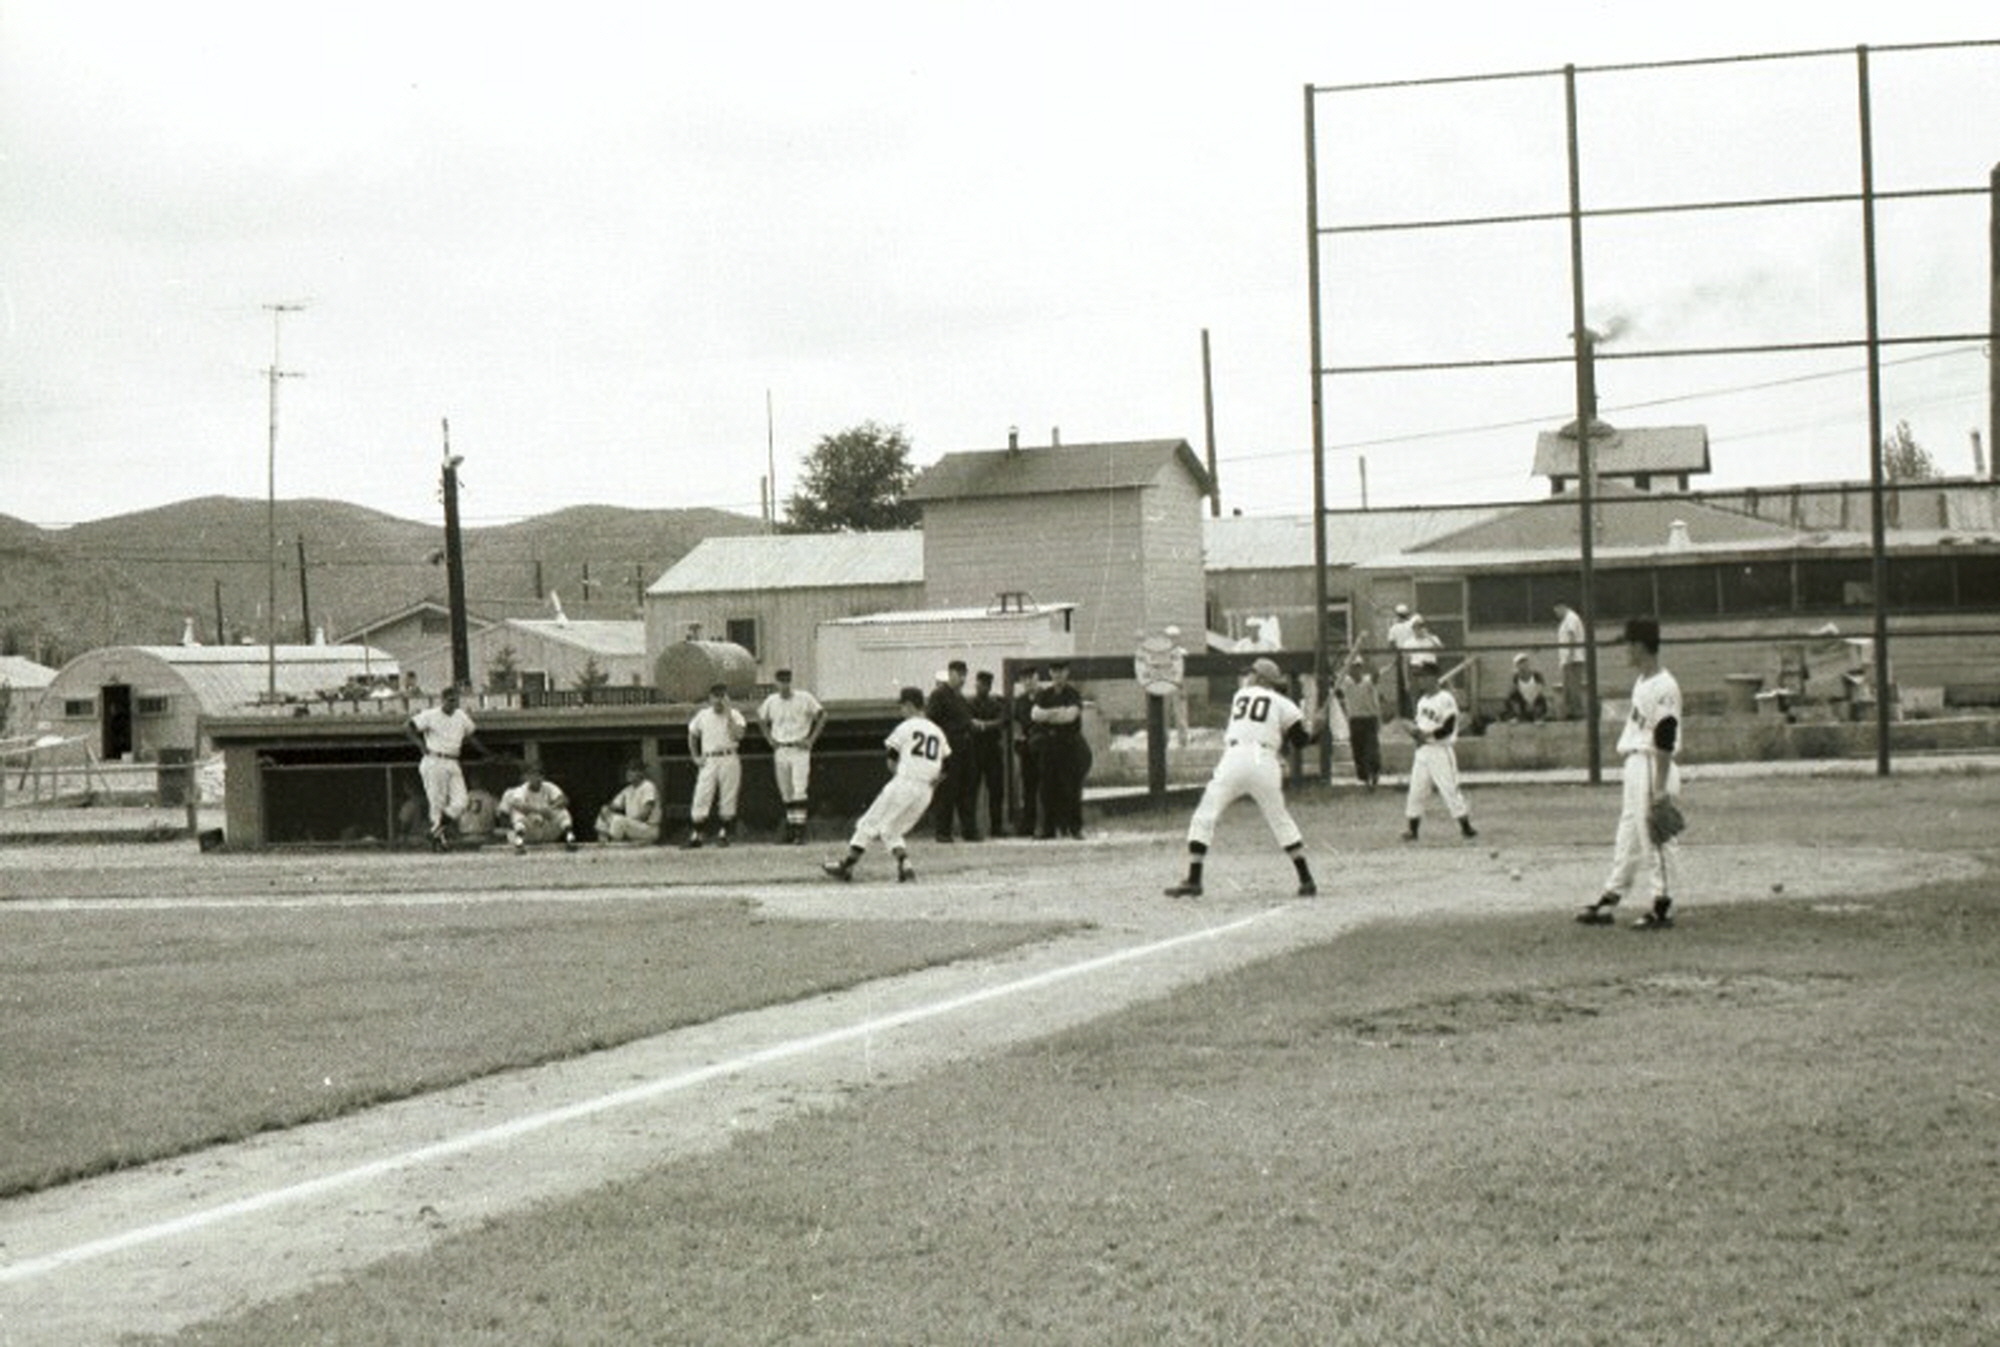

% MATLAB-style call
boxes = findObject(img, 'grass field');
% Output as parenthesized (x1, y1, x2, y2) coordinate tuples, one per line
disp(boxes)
(3, 772, 1998, 1343)
(131, 873, 2000, 1345)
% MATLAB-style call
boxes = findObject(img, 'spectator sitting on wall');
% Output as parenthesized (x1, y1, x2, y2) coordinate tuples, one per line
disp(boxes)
(1504, 653, 1551, 723)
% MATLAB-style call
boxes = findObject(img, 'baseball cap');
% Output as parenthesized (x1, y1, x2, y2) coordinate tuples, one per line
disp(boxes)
(1512, 652, 1530, 665)
(708, 681, 728, 696)
(1408, 654, 1438, 673)
(1250, 657, 1283, 684)
(774, 668, 793, 682)
(1393, 603, 1411, 617)
(933, 668, 951, 683)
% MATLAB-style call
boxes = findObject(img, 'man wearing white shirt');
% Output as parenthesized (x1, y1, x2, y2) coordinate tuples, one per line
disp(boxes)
(405, 685, 483, 852)
(758, 668, 826, 844)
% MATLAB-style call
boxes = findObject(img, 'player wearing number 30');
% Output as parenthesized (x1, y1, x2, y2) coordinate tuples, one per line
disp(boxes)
(823, 687, 950, 884)
(1165, 657, 1321, 899)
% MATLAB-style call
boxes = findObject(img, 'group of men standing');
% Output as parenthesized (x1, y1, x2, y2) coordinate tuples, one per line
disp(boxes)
(920, 658, 1091, 842)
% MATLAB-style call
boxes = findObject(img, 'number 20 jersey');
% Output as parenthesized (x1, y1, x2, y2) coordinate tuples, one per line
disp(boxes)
(886, 715, 950, 785)
(1223, 687, 1303, 756)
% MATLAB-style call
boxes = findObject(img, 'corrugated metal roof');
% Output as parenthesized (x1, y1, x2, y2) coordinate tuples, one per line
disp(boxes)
(906, 440, 1209, 501)
(130, 644, 394, 666)
(1409, 487, 1795, 555)
(822, 603, 1076, 627)
(1532, 421, 1710, 479)
(501, 619, 647, 656)
(1203, 508, 1507, 571)
(0, 655, 57, 688)
(647, 532, 924, 595)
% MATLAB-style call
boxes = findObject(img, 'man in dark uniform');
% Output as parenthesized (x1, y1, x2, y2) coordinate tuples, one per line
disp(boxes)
(967, 669, 1009, 839)
(925, 659, 980, 841)
(1031, 657, 1089, 839)
(1012, 667, 1047, 839)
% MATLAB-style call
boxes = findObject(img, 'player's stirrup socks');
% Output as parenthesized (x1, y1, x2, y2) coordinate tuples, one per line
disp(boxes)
(1183, 842, 1207, 889)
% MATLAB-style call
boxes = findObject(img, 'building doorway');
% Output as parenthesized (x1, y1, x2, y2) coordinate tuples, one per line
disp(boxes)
(100, 683, 134, 760)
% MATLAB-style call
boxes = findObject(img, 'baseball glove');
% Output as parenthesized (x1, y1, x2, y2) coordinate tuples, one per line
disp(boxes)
(1647, 796, 1687, 846)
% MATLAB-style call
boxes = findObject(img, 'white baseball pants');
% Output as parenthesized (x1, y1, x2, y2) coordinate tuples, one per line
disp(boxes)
(1406, 742, 1468, 821)
(850, 776, 935, 852)
(1605, 752, 1680, 901)
(1186, 748, 1302, 850)
(691, 754, 742, 820)
(419, 754, 467, 829)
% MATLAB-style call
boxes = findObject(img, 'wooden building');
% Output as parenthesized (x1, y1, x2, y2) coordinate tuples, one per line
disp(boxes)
(906, 437, 1210, 655)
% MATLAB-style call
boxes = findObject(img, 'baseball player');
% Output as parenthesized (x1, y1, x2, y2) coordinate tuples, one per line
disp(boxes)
(758, 668, 826, 844)
(684, 681, 746, 848)
(498, 763, 578, 855)
(822, 686, 949, 884)
(596, 759, 661, 844)
(404, 684, 483, 852)
(1401, 654, 1478, 842)
(1577, 617, 1683, 930)
(1164, 657, 1321, 899)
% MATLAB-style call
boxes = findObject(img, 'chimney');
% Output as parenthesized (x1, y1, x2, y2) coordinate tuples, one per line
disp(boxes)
(1667, 519, 1691, 551)
(181, 616, 199, 646)
(1973, 428, 1987, 479)
(1007, 426, 1020, 452)
(312, 625, 326, 646)
(1051, 426, 1060, 448)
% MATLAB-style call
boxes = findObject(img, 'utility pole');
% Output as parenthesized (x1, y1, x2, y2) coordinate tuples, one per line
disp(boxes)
(440, 419, 472, 690)
(766, 388, 779, 533)
(1200, 329, 1220, 517)
(263, 301, 306, 701)
(213, 578, 226, 645)
(296, 536, 312, 643)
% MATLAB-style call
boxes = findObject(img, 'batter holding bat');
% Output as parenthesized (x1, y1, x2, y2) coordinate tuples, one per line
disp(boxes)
(1164, 657, 1321, 899)
(1401, 654, 1478, 842)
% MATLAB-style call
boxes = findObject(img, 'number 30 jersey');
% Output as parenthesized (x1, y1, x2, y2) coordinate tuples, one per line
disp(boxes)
(1223, 687, 1304, 756)
(886, 715, 951, 785)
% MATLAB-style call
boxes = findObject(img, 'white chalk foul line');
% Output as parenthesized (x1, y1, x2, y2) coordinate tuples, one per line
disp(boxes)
(0, 907, 1280, 1285)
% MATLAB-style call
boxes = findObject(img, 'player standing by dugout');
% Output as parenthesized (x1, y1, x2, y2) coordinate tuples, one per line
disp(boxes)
(1577, 617, 1685, 930)
(758, 669, 826, 844)
(405, 684, 485, 852)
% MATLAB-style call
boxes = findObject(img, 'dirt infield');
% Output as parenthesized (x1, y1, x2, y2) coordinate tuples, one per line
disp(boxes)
(0, 782, 1985, 1344)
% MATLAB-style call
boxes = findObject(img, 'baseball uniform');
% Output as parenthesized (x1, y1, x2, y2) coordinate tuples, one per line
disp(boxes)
(409, 703, 477, 834)
(1185, 683, 1308, 851)
(686, 699, 747, 844)
(1405, 681, 1474, 834)
(1604, 665, 1684, 906)
(597, 773, 661, 844)
(759, 682, 825, 842)
(848, 713, 950, 854)
(498, 776, 575, 849)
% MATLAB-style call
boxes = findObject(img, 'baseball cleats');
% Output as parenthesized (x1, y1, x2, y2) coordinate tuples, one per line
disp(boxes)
(1296, 878, 1318, 898)
(428, 828, 449, 854)
(1399, 829, 1419, 844)
(1632, 898, 1675, 930)
(681, 835, 703, 850)
(897, 865, 916, 883)
(1163, 881, 1203, 899)
(821, 860, 853, 882)
(512, 837, 526, 856)
(564, 834, 579, 853)
(1576, 893, 1620, 925)
(1458, 820, 1479, 840)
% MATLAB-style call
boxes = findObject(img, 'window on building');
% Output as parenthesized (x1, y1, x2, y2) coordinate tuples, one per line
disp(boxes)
(1797, 560, 1872, 611)
(1468, 574, 1534, 628)
(1955, 555, 2000, 608)
(520, 671, 549, 693)
(1528, 571, 1586, 623)
(63, 698, 94, 718)
(1888, 556, 1954, 611)
(1719, 561, 1792, 615)
(726, 617, 759, 657)
(136, 695, 170, 715)
(1655, 565, 1720, 619)
(1594, 570, 1657, 623)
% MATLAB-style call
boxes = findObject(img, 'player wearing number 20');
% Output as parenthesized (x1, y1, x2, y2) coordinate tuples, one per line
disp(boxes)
(823, 687, 950, 884)
(1165, 657, 1321, 899)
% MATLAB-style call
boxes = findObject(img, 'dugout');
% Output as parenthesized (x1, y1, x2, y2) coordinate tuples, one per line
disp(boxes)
(205, 698, 916, 849)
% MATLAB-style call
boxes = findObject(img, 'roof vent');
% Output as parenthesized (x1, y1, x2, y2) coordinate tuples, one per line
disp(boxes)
(1667, 519, 1691, 551)
(1007, 426, 1020, 452)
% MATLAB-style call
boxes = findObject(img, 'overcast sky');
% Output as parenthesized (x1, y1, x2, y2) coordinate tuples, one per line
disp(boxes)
(1, 2, 1993, 529)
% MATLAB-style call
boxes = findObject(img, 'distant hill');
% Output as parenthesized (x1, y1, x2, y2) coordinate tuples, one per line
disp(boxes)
(0, 497, 766, 666)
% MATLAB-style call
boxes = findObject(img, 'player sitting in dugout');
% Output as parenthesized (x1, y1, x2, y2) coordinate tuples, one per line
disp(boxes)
(499, 763, 579, 854)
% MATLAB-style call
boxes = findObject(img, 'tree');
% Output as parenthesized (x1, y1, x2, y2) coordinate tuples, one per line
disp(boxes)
(783, 421, 921, 533)
(1884, 420, 1940, 482)
(574, 656, 611, 694)
(486, 644, 521, 694)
